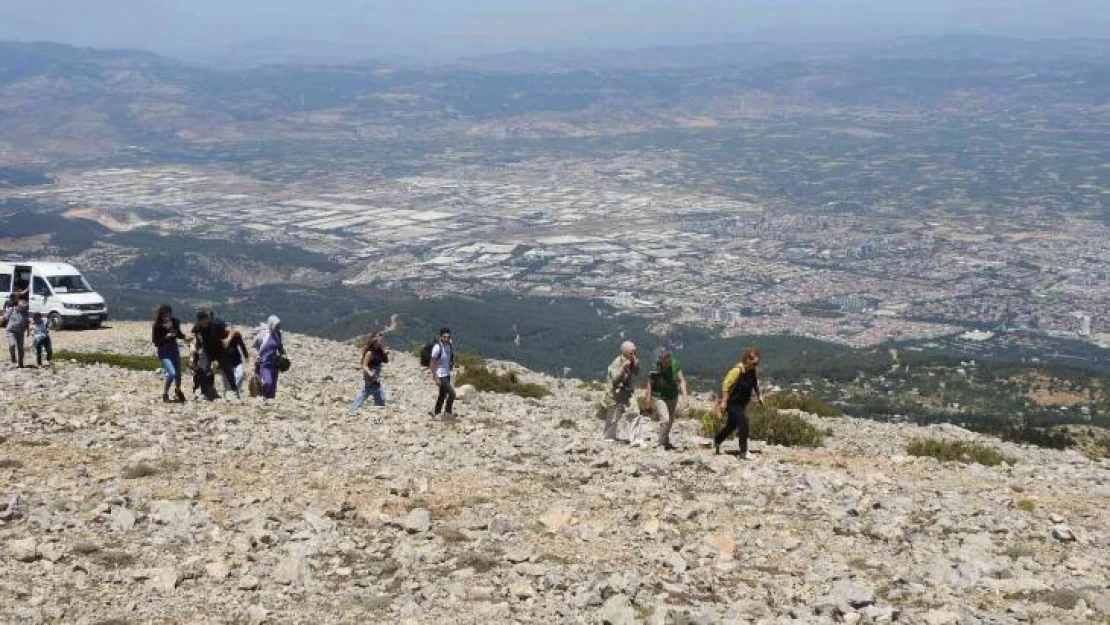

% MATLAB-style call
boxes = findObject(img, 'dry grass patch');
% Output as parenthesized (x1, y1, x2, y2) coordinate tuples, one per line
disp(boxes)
(906, 438, 1015, 467)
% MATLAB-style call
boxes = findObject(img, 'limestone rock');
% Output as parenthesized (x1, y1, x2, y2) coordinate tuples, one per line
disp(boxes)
(0, 322, 1106, 624)
(8, 537, 39, 562)
(597, 593, 635, 625)
(402, 508, 431, 534)
(1052, 524, 1076, 542)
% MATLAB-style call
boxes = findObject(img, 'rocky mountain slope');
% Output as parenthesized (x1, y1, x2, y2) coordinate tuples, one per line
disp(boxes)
(1, 323, 1108, 624)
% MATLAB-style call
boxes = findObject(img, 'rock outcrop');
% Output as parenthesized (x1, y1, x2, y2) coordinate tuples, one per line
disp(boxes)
(0, 323, 1107, 624)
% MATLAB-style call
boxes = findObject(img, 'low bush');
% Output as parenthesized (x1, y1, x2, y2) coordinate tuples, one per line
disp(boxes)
(749, 404, 825, 447)
(694, 403, 824, 447)
(692, 406, 724, 438)
(55, 350, 160, 372)
(906, 438, 1016, 467)
(765, 392, 842, 417)
(456, 359, 551, 399)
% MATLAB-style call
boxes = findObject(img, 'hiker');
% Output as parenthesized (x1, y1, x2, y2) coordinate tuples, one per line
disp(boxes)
(152, 305, 187, 402)
(221, 329, 251, 400)
(192, 310, 244, 399)
(350, 333, 390, 413)
(428, 327, 456, 417)
(714, 347, 764, 459)
(29, 313, 52, 368)
(603, 340, 643, 445)
(255, 315, 285, 400)
(188, 343, 220, 401)
(3, 293, 28, 368)
(645, 348, 689, 451)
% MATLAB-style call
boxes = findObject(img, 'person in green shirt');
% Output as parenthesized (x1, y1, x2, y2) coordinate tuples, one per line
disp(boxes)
(645, 348, 689, 451)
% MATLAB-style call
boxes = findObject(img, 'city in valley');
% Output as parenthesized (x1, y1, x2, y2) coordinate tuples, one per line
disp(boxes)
(0, 36, 1107, 357)
(10, 156, 1107, 350)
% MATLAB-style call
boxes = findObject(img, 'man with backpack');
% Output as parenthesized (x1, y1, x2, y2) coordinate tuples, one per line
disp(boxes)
(645, 348, 689, 451)
(424, 327, 456, 417)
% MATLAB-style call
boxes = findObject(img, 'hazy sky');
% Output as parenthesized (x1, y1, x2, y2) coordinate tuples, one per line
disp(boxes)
(3, 0, 1109, 57)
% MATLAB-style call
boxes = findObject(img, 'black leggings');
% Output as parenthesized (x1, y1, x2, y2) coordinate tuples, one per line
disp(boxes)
(714, 404, 749, 453)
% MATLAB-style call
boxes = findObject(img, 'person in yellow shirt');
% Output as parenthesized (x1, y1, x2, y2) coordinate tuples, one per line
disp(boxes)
(714, 348, 764, 459)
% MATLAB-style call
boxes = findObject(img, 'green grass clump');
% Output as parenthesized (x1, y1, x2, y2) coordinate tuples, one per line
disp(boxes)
(764, 393, 842, 417)
(691, 406, 724, 437)
(55, 350, 160, 372)
(906, 438, 1016, 467)
(694, 404, 824, 447)
(455, 357, 551, 399)
(1015, 499, 1036, 512)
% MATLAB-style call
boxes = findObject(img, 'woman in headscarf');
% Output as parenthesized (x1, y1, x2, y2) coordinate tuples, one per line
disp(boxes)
(256, 315, 285, 399)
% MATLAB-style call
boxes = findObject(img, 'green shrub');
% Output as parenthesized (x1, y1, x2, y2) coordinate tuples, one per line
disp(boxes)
(765, 393, 842, 417)
(906, 438, 1016, 467)
(693, 403, 823, 447)
(55, 350, 160, 372)
(456, 360, 551, 399)
(749, 404, 825, 447)
(691, 406, 724, 438)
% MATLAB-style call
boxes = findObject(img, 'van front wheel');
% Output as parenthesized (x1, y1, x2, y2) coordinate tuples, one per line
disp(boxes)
(48, 312, 63, 331)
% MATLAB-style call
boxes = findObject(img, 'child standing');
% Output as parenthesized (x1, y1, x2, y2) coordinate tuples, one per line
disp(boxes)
(29, 313, 52, 367)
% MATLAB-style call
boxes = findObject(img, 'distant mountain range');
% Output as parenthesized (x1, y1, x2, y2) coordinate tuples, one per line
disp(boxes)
(0, 35, 1107, 163)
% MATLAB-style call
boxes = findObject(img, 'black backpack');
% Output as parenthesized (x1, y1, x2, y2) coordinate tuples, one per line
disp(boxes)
(420, 340, 455, 368)
(419, 341, 436, 368)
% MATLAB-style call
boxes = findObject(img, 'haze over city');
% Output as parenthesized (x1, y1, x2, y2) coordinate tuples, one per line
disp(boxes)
(3, 0, 1110, 58)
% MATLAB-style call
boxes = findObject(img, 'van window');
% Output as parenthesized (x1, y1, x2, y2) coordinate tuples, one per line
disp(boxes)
(33, 277, 51, 297)
(0, 274, 10, 293)
(14, 267, 30, 290)
(48, 275, 93, 294)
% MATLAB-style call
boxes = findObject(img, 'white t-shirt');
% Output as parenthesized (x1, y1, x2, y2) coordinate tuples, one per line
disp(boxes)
(430, 342, 453, 378)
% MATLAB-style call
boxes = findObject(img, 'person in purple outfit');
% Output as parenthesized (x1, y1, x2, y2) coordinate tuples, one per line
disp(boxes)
(255, 315, 286, 400)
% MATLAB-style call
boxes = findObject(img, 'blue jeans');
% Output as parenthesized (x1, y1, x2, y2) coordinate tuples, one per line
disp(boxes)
(34, 336, 52, 366)
(350, 378, 386, 412)
(160, 359, 182, 384)
(160, 356, 182, 394)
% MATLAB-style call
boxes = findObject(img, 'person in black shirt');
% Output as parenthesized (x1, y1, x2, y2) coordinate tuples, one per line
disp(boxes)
(152, 304, 187, 402)
(222, 332, 251, 399)
(714, 347, 764, 459)
(192, 310, 244, 399)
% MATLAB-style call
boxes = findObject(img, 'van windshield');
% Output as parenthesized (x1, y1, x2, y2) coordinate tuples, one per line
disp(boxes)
(48, 275, 93, 294)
